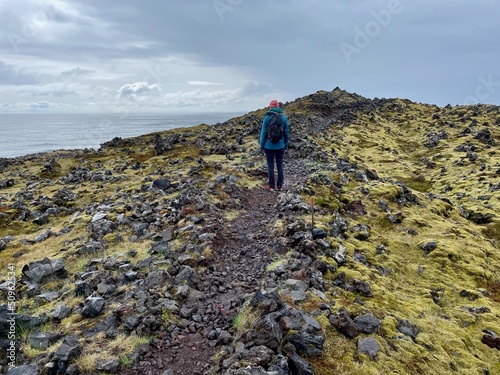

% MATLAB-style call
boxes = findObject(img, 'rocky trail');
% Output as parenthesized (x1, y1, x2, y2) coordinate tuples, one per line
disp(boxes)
(122, 170, 296, 375)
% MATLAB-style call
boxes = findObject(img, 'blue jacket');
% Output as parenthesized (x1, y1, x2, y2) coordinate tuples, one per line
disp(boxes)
(260, 108, 289, 151)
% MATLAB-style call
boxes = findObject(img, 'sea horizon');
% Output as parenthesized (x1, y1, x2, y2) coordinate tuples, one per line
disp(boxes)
(0, 111, 243, 159)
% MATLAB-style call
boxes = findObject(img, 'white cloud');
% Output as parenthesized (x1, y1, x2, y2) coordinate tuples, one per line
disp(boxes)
(187, 80, 222, 86)
(117, 82, 162, 101)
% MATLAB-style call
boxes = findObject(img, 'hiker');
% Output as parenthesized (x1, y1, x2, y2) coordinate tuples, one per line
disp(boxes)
(260, 99, 289, 191)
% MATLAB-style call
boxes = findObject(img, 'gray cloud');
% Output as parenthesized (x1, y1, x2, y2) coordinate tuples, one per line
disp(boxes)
(0, 60, 41, 85)
(1, 0, 499, 112)
(60, 67, 95, 79)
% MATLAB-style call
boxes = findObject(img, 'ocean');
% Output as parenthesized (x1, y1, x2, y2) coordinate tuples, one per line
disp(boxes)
(0, 112, 242, 158)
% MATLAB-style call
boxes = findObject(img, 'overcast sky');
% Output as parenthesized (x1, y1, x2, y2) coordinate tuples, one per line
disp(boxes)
(1, 0, 499, 113)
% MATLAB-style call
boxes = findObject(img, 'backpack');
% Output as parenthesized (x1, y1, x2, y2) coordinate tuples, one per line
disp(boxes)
(267, 112, 284, 142)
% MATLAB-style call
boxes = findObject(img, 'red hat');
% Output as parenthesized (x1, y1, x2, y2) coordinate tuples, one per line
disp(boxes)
(269, 99, 279, 108)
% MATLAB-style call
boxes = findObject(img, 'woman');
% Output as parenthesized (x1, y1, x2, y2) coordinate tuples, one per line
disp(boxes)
(260, 99, 289, 191)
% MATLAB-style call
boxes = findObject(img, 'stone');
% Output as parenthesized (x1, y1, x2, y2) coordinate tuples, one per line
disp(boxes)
(358, 336, 380, 359)
(330, 214, 350, 238)
(52, 187, 78, 206)
(51, 305, 72, 321)
(251, 314, 283, 350)
(287, 352, 315, 375)
(354, 314, 381, 333)
(29, 331, 61, 350)
(97, 282, 117, 296)
(55, 335, 81, 362)
(174, 266, 198, 285)
(397, 318, 420, 339)
(21, 258, 67, 284)
(288, 331, 325, 357)
(329, 307, 360, 338)
(290, 289, 307, 302)
(7, 365, 39, 375)
(34, 229, 52, 243)
(333, 244, 347, 265)
(241, 345, 275, 367)
(353, 250, 369, 266)
(268, 354, 290, 375)
(312, 228, 327, 239)
(74, 280, 93, 297)
(92, 212, 108, 222)
(482, 330, 500, 349)
(81, 296, 105, 318)
(352, 279, 373, 297)
(149, 240, 169, 255)
(351, 223, 370, 240)
(78, 240, 104, 255)
(124, 270, 138, 281)
(96, 358, 121, 372)
(35, 291, 59, 304)
(124, 315, 141, 331)
(378, 199, 390, 212)
(285, 279, 308, 291)
(422, 241, 437, 254)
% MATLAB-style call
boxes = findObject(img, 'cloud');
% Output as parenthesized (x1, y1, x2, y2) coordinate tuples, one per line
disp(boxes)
(117, 81, 162, 101)
(0, 60, 41, 85)
(0, 100, 65, 112)
(240, 81, 274, 96)
(30, 101, 51, 109)
(1, 1, 500, 112)
(60, 67, 95, 79)
(187, 80, 222, 86)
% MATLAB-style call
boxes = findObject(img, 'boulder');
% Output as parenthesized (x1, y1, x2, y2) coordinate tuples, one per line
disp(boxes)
(28, 331, 62, 350)
(81, 296, 105, 318)
(251, 314, 283, 350)
(421, 241, 437, 254)
(357, 336, 380, 359)
(21, 258, 67, 284)
(397, 318, 420, 339)
(354, 314, 381, 334)
(287, 331, 324, 357)
(329, 307, 360, 338)
(151, 178, 172, 192)
(54, 335, 81, 362)
(51, 305, 72, 321)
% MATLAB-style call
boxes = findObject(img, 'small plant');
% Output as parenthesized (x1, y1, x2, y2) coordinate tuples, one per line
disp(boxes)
(161, 308, 171, 327)
(120, 355, 131, 366)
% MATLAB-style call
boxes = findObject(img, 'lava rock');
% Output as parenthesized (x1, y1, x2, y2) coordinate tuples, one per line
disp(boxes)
(329, 307, 360, 338)
(357, 337, 380, 359)
(81, 296, 105, 318)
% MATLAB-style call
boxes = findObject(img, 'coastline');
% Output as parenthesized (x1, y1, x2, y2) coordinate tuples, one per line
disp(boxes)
(0, 112, 242, 159)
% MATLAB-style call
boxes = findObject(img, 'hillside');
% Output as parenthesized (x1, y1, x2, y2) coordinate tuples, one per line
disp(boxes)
(1, 87, 500, 375)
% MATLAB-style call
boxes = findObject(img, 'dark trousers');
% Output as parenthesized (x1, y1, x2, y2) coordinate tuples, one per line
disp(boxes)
(264, 148, 285, 187)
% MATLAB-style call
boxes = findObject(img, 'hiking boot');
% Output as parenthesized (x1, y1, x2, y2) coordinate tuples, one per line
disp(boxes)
(265, 185, 275, 191)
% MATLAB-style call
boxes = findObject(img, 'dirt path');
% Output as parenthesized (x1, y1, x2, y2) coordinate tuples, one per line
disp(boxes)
(122, 186, 280, 375)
